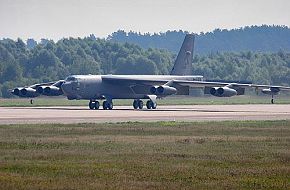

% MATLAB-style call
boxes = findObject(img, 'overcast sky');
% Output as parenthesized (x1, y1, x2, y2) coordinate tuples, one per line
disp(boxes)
(0, 0, 290, 41)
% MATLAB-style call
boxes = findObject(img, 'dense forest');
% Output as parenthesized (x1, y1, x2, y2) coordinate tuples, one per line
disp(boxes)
(0, 25, 290, 98)
(109, 25, 290, 54)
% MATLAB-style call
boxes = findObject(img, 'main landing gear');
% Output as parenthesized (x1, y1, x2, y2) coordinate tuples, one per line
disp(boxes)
(133, 99, 157, 110)
(89, 99, 156, 110)
(89, 100, 100, 110)
(89, 100, 113, 110)
(102, 100, 113, 110)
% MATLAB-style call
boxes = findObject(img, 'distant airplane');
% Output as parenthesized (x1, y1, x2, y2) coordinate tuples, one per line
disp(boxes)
(11, 34, 290, 109)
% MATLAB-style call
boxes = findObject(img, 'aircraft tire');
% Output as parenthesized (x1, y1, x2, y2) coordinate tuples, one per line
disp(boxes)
(152, 102, 157, 109)
(89, 101, 95, 110)
(138, 100, 143, 109)
(133, 100, 138, 109)
(94, 101, 100, 109)
(146, 100, 152, 109)
(108, 102, 113, 110)
(103, 101, 108, 110)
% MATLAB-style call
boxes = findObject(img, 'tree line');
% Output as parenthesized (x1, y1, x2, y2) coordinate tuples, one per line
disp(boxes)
(109, 25, 290, 54)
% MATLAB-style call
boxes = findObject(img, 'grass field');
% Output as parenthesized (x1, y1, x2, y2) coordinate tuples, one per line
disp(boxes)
(1, 95, 290, 107)
(0, 121, 289, 189)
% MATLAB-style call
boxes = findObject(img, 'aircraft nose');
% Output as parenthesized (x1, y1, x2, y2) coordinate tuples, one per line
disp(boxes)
(61, 82, 72, 95)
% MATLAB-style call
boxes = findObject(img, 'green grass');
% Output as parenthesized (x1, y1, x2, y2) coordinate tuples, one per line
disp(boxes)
(1, 95, 290, 107)
(0, 121, 289, 189)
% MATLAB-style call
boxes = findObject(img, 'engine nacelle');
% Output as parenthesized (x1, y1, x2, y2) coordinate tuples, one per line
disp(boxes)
(12, 87, 38, 97)
(150, 85, 177, 96)
(210, 87, 237, 97)
(41, 86, 63, 96)
(262, 87, 280, 95)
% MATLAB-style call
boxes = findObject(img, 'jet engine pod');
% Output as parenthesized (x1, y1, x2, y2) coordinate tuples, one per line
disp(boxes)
(262, 87, 280, 95)
(36, 86, 44, 94)
(12, 88, 21, 96)
(150, 86, 157, 94)
(210, 87, 237, 97)
(14, 87, 38, 97)
(150, 85, 177, 96)
(43, 86, 63, 96)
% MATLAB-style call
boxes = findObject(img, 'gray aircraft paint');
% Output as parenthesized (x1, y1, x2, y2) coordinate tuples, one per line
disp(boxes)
(170, 34, 194, 75)
(61, 75, 203, 100)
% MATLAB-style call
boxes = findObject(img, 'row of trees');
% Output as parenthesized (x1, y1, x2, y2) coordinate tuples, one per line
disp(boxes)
(109, 25, 290, 53)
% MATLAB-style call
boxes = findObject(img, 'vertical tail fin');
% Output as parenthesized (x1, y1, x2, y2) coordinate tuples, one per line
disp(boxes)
(170, 34, 195, 75)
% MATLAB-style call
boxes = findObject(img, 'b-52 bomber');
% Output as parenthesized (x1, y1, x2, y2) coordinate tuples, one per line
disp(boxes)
(11, 34, 290, 110)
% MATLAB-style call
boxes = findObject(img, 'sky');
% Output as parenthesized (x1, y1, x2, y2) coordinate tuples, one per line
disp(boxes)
(0, 0, 290, 41)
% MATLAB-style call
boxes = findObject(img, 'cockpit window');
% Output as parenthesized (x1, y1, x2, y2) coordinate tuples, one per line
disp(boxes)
(66, 76, 77, 82)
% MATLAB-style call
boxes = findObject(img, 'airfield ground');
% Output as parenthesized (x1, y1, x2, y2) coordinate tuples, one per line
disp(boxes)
(0, 121, 289, 189)
(0, 99, 289, 189)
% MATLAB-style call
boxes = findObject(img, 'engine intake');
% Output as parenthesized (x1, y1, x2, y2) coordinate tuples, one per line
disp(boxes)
(42, 86, 63, 96)
(210, 87, 237, 97)
(150, 85, 177, 96)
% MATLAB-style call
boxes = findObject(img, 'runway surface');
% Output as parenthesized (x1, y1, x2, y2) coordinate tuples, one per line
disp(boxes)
(1, 104, 290, 124)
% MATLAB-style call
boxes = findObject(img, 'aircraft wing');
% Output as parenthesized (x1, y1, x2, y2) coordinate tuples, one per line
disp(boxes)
(28, 82, 56, 89)
(101, 75, 169, 86)
(172, 80, 290, 91)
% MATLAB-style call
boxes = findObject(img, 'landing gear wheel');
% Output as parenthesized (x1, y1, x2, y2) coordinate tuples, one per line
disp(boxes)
(151, 102, 157, 109)
(146, 100, 152, 109)
(94, 101, 100, 109)
(89, 101, 95, 110)
(138, 100, 143, 109)
(146, 100, 157, 109)
(103, 101, 113, 110)
(103, 101, 108, 110)
(133, 100, 138, 109)
(108, 102, 113, 110)
(271, 95, 274, 104)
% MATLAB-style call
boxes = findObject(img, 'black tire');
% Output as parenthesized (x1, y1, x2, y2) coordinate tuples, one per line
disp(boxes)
(138, 100, 143, 109)
(94, 101, 100, 109)
(108, 102, 113, 110)
(89, 101, 95, 109)
(133, 100, 138, 109)
(151, 101, 157, 109)
(103, 101, 108, 110)
(146, 100, 152, 109)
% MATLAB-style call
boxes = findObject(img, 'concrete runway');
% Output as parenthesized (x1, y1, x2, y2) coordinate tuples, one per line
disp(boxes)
(1, 104, 290, 124)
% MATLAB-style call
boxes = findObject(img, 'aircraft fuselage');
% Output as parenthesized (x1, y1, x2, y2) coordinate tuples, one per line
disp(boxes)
(61, 75, 203, 100)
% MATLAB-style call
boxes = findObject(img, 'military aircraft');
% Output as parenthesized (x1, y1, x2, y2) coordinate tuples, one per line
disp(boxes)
(11, 34, 290, 109)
